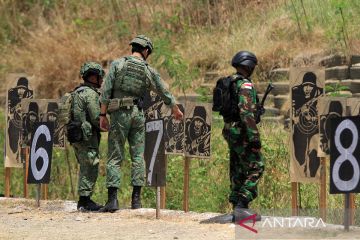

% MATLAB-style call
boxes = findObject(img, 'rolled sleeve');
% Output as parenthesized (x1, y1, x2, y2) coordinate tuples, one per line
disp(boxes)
(100, 62, 116, 105)
(147, 67, 176, 107)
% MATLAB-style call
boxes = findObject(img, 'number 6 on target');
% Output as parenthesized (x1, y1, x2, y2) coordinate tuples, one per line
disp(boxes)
(27, 122, 54, 184)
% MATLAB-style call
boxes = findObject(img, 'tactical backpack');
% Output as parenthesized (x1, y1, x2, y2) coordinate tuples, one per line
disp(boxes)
(58, 88, 85, 143)
(212, 75, 243, 123)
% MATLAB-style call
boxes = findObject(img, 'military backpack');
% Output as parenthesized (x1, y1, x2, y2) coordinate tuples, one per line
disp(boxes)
(212, 75, 244, 123)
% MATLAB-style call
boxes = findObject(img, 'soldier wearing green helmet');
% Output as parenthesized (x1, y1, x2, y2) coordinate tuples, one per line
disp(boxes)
(71, 61, 105, 211)
(99, 35, 183, 212)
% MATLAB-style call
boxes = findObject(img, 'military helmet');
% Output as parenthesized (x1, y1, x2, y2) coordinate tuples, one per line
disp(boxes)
(302, 72, 317, 85)
(231, 51, 258, 69)
(79, 62, 105, 80)
(130, 35, 154, 53)
(17, 77, 29, 88)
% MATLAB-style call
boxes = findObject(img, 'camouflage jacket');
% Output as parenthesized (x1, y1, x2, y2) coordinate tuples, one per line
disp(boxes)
(236, 78, 260, 143)
(100, 56, 175, 107)
(72, 84, 101, 140)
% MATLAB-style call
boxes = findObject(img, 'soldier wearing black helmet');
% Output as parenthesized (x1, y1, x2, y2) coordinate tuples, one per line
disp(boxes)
(221, 51, 265, 222)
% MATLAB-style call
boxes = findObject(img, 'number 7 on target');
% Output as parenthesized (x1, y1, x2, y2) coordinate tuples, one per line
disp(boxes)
(145, 120, 165, 186)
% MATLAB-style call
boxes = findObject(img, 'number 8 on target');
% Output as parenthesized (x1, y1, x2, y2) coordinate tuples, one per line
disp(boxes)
(27, 122, 54, 184)
(330, 116, 360, 194)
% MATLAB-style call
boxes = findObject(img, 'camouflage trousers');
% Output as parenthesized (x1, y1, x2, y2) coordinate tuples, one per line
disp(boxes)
(106, 106, 146, 188)
(73, 140, 100, 197)
(223, 127, 265, 205)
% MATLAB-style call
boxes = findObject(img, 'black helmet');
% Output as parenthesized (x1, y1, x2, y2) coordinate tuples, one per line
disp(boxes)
(17, 77, 29, 88)
(231, 51, 258, 69)
(302, 72, 317, 85)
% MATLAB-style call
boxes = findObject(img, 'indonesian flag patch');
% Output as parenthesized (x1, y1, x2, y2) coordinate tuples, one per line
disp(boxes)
(242, 82, 253, 90)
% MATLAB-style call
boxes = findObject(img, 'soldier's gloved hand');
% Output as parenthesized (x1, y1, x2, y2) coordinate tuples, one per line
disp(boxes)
(100, 116, 109, 132)
(248, 141, 261, 153)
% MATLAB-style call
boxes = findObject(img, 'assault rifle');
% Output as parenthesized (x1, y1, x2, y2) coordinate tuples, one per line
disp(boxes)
(256, 83, 274, 124)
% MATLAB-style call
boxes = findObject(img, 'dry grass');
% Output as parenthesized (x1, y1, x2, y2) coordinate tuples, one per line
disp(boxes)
(0, 0, 358, 97)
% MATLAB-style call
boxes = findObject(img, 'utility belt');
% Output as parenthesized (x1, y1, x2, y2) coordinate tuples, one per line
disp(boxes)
(107, 97, 143, 113)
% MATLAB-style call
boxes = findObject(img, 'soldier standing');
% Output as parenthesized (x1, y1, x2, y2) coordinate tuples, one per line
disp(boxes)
(220, 51, 264, 221)
(99, 35, 183, 212)
(72, 62, 105, 211)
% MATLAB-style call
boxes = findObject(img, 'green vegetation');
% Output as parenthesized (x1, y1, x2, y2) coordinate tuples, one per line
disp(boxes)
(0, 108, 356, 225)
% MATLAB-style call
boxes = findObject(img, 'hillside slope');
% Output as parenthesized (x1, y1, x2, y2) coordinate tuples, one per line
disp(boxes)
(1, 0, 360, 98)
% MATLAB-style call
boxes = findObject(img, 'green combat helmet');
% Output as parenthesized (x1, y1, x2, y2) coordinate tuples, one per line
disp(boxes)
(129, 35, 154, 53)
(79, 62, 105, 80)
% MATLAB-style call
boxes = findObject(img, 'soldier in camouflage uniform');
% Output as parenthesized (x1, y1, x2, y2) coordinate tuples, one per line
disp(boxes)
(222, 51, 264, 221)
(99, 35, 183, 212)
(72, 62, 105, 211)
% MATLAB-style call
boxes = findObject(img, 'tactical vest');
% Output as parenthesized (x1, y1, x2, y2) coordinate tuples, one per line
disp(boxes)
(112, 56, 148, 98)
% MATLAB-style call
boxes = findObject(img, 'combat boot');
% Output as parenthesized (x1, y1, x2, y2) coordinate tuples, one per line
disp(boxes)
(233, 202, 261, 223)
(99, 187, 119, 213)
(131, 186, 142, 209)
(77, 196, 103, 212)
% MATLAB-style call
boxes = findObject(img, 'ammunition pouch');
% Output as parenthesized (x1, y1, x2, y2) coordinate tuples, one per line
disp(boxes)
(67, 121, 83, 143)
(107, 97, 143, 113)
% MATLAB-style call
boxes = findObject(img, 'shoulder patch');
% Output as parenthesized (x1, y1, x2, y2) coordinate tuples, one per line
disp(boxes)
(241, 82, 253, 90)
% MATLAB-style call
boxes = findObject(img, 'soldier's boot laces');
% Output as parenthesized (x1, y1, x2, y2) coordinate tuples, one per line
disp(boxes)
(77, 196, 103, 212)
(233, 202, 261, 223)
(99, 187, 119, 213)
(131, 186, 142, 209)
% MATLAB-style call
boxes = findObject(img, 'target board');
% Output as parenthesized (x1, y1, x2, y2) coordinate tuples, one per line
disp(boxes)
(5, 74, 34, 168)
(27, 122, 54, 184)
(144, 119, 166, 187)
(21, 99, 65, 149)
(143, 91, 167, 187)
(347, 97, 360, 116)
(330, 116, 360, 194)
(164, 104, 185, 155)
(184, 102, 212, 158)
(318, 97, 347, 157)
(290, 67, 325, 183)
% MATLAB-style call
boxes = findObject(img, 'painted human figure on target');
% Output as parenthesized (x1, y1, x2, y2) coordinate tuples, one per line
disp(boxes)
(292, 72, 323, 177)
(319, 101, 343, 155)
(185, 106, 211, 157)
(22, 101, 39, 146)
(46, 102, 64, 147)
(8, 77, 33, 155)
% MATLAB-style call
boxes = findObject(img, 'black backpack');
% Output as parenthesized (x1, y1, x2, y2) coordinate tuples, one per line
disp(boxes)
(212, 75, 243, 123)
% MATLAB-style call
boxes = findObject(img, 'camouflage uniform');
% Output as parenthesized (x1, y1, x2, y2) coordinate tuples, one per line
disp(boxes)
(72, 84, 101, 197)
(100, 55, 175, 188)
(223, 77, 265, 206)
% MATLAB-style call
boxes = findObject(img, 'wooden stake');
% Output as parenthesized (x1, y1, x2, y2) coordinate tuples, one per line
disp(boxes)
(344, 193, 350, 231)
(183, 157, 190, 212)
(319, 157, 327, 221)
(349, 193, 355, 225)
(4, 167, 11, 197)
(291, 182, 299, 216)
(24, 147, 29, 198)
(160, 186, 166, 209)
(41, 184, 48, 200)
(156, 186, 161, 219)
(36, 184, 41, 207)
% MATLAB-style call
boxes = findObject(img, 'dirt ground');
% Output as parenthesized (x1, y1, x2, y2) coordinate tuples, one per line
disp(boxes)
(1, 198, 360, 240)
